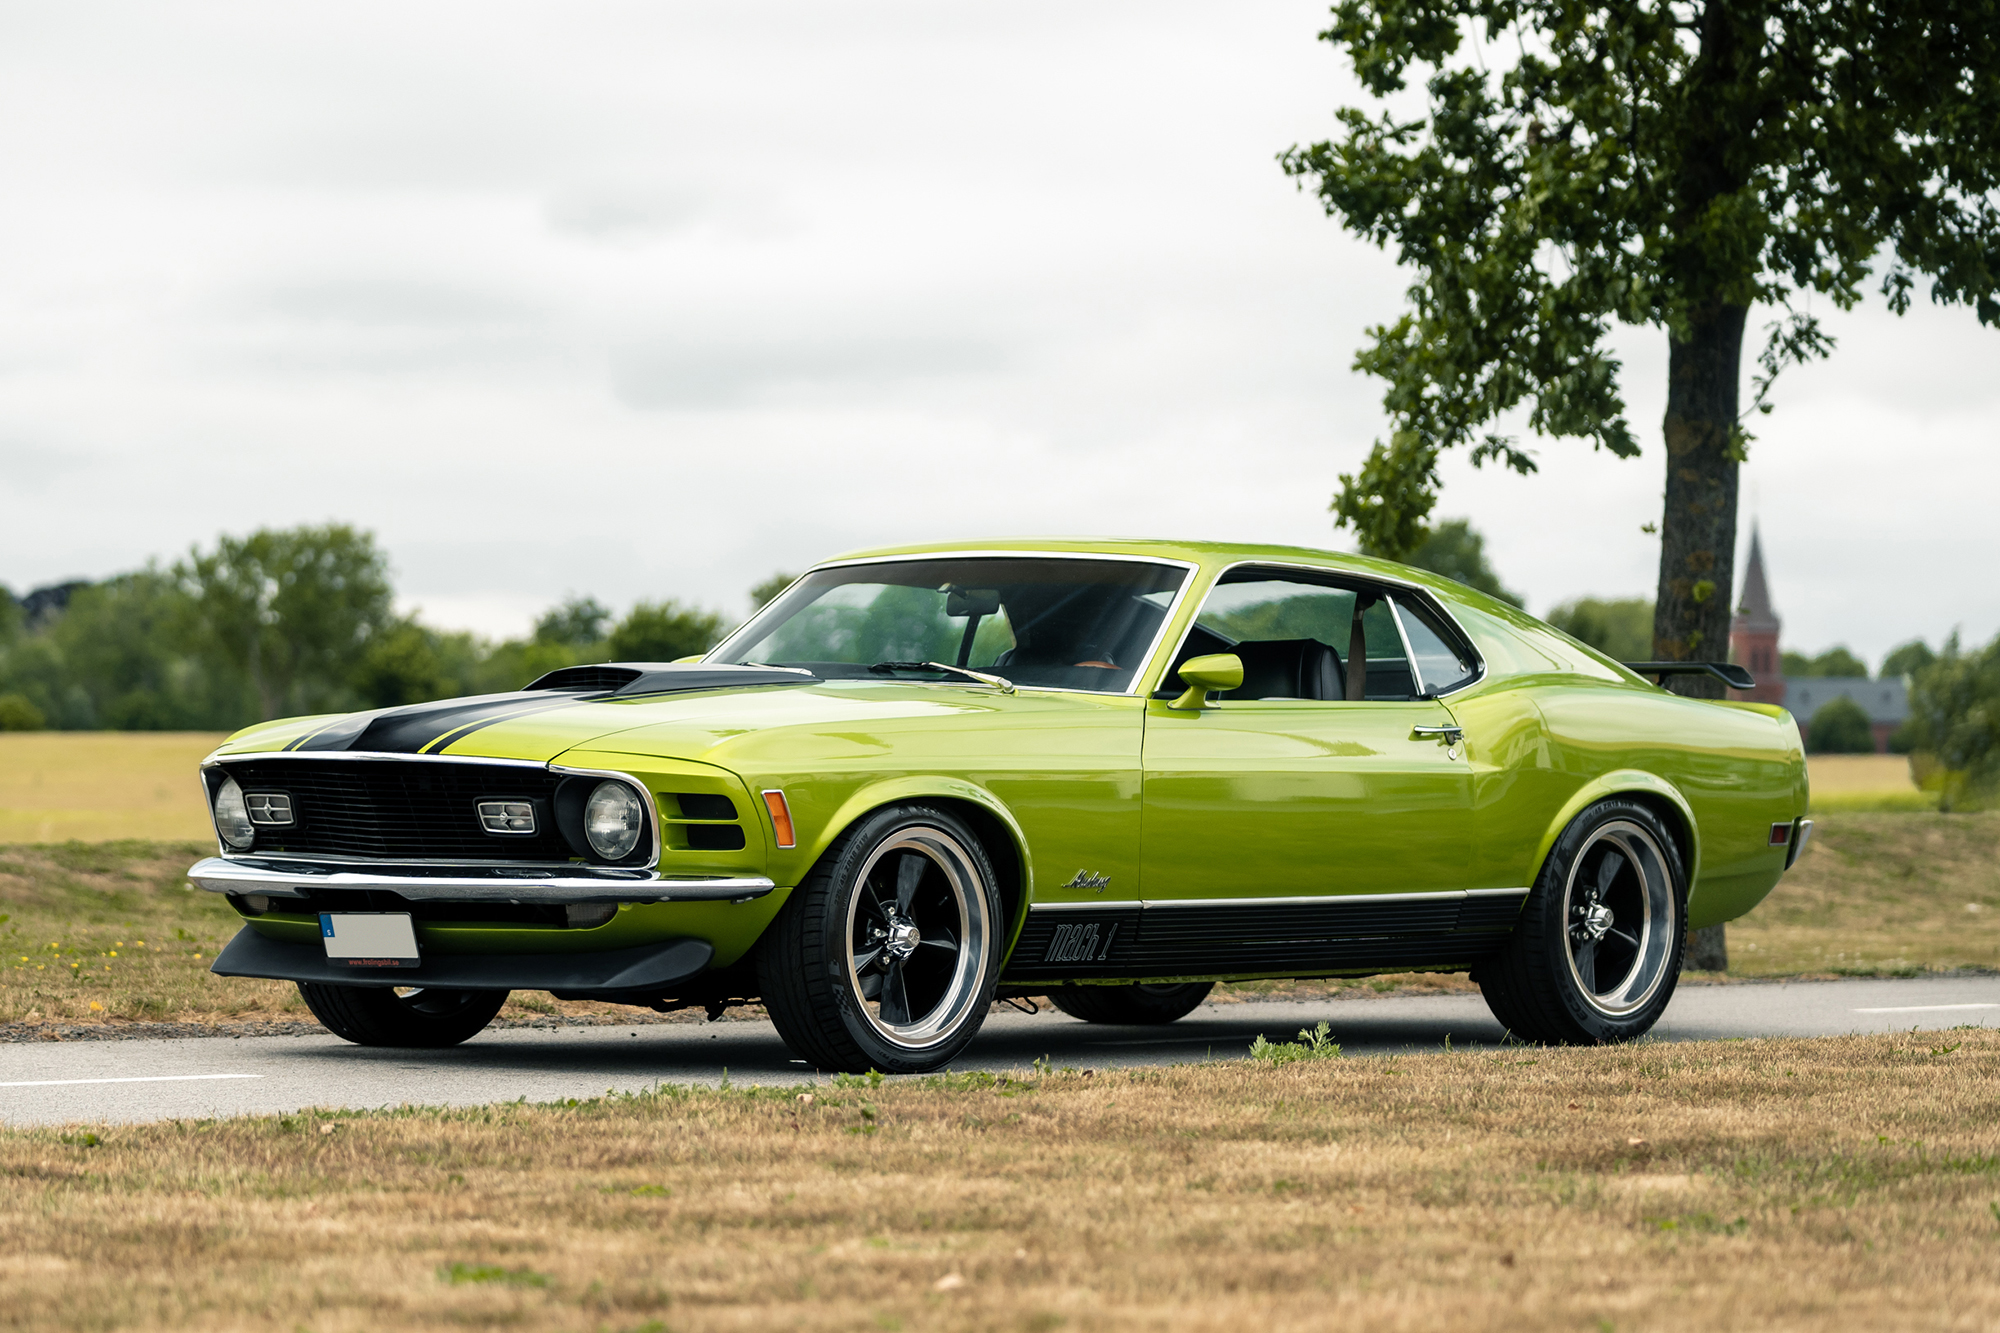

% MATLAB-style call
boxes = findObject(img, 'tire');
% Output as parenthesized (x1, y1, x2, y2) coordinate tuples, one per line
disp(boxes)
(297, 982, 508, 1048)
(1048, 982, 1213, 1025)
(1474, 798, 1687, 1045)
(756, 804, 1003, 1075)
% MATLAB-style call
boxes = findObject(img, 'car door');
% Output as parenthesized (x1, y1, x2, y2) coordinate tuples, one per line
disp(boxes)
(1137, 568, 1477, 971)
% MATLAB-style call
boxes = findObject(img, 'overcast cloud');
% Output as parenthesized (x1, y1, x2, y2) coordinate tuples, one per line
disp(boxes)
(0, 1, 1992, 667)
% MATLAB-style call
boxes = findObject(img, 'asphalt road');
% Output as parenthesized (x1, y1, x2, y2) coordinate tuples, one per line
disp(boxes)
(3, 974, 1996, 1128)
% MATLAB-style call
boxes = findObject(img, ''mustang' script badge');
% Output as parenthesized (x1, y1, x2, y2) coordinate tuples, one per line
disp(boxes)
(1043, 920, 1119, 964)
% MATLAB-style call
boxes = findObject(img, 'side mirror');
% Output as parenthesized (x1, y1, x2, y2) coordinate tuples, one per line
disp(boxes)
(1168, 653, 1243, 711)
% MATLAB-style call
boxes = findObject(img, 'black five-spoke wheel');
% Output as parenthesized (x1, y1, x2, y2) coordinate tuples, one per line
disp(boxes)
(759, 804, 1003, 1074)
(1475, 798, 1687, 1044)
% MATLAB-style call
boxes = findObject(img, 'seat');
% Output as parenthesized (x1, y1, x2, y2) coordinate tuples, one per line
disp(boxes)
(1218, 638, 1344, 701)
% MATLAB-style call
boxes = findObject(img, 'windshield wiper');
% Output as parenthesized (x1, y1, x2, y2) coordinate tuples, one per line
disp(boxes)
(868, 661, 1017, 694)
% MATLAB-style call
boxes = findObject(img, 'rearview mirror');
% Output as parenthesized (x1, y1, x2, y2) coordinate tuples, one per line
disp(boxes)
(944, 587, 1000, 618)
(1168, 653, 1243, 711)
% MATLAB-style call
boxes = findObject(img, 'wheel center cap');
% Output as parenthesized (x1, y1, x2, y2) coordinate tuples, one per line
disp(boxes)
(1583, 903, 1615, 940)
(886, 920, 921, 960)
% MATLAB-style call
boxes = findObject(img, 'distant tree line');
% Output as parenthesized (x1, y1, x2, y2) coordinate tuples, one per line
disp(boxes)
(0, 525, 788, 733)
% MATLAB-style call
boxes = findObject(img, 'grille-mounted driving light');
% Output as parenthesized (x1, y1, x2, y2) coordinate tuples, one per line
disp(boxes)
(212, 776, 256, 850)
(246, 792, 294, 826)
(583, 782, 645, 860)
(477, 800, 537, 835)
(762, 789, 796, 849)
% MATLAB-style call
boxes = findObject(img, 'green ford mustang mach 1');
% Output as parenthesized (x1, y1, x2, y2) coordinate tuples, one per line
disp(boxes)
(192, 539, 1810, 1073)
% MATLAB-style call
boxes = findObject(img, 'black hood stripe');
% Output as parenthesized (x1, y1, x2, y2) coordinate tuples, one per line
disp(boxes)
(275, 669, 820, 755)
(286, 692, 591, 754)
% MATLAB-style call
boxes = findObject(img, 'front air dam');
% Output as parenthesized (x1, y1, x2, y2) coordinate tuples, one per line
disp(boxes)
(211, 928, 714, 994)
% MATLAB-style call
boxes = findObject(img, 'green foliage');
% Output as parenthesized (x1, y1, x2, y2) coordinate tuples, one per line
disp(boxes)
(1785, 647, 1871, 679)
(608, 600, 727, 663)
(1546, 597, 1654, 663)
(174, 525, 394, 720)
(0, 692, 45, 731)
(1907, 634, 2000, 811)
(0, 530, 768, 725)
(1283, 2, 2000, 558)
(351, 619, 483, 709)
(1881, 640, 1938, 680)
(1249, 1021, 1342, 1066)
(1376, 518, 1523, 606)
(534, 596, 612, 650)
(1808, 696, 1876, 754)
(750, 572, 799, 610)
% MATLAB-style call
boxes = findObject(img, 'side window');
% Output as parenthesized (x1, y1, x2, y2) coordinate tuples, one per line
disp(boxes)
(1392, 596, 1479, 695)
(1163, 570, 1419, 702)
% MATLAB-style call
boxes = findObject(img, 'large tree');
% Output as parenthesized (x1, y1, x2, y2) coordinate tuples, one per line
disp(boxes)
(1284, 0, 1999, 693)
(176, 525, 394, 720)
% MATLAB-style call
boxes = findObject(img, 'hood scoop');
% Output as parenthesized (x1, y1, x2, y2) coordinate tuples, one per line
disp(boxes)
(525, 662, 819, 697)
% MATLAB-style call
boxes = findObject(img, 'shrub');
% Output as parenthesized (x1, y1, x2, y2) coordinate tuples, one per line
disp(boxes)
(1807, 696, 1875, 754)
(0, 692, 46, 731)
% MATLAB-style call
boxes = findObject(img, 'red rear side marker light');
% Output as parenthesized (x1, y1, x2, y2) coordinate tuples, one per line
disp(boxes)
(1769, 823, 1792, 846)
(762, 790, 796, 849)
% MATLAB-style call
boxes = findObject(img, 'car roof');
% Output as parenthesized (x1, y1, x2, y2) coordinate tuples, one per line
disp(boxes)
(819, 536, 1426, 584)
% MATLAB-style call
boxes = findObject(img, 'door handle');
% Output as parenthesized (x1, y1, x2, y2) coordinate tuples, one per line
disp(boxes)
(1412, 725, 1464, 743)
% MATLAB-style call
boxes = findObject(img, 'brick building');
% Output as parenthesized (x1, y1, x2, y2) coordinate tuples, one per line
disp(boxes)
(1727, 526, 1908, 752)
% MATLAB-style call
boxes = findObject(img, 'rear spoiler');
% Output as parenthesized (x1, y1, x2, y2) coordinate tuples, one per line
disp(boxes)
(1623, 661, 1755, 691)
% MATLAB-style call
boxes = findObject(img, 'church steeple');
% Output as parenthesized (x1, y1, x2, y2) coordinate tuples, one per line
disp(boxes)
(1728, 524, 1785, 704)
(1735, 525, 1779, 632)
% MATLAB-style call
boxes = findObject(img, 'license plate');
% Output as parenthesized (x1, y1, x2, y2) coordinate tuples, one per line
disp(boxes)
(320, 912, 420, 968)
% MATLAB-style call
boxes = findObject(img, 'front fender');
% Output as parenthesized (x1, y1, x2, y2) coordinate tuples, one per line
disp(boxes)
(788, 774, 1036, 956)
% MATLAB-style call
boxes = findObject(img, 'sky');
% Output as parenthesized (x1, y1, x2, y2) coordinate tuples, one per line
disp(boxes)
(0, 1, 1993, 669)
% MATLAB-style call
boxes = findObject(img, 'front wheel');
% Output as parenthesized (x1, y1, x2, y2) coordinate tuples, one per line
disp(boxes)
(296, 983, 509, 1047)
(757, 804, 1003, 1074)
(1048, 982, 1213, 1025)
(1474, 799, 1686, 1044)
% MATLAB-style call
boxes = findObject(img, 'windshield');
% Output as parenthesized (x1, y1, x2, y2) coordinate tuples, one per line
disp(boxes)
(712, 556, 1189, 693)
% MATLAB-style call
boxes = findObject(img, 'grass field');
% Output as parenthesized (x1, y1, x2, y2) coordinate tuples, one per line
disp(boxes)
(3, 1030, 1997, 1330)
(1806, 753, 1935, 813)
(0, 732, 224, 843)
(2, 811, 1995, 1030)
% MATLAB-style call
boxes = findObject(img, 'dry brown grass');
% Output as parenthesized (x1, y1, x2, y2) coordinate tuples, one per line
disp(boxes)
(4, 1031, 1999, 1331)
(1730, 812, 2000, 976)
(0, 732, 225, 843)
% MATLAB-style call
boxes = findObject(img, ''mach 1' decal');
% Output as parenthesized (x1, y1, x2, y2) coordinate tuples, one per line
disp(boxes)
(1043, 921, 1119, 964)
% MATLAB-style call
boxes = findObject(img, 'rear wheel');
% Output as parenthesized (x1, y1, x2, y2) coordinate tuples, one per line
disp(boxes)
(758, 804, 1003, 1075)
(1475, 799, 1685, 1044)
(1048, 982, 1213, 1025)
(297, 983, 508, 1048)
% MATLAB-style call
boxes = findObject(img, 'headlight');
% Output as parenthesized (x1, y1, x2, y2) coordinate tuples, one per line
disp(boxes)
(583, 781, 645, 860)
(212, 776, 256, 850)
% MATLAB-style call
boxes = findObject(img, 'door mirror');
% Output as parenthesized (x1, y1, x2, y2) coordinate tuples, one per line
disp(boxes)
(1168, 653, 1243, 711)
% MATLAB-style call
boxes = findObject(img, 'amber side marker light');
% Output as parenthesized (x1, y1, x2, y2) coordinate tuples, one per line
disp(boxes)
(762, 790, 796, 849)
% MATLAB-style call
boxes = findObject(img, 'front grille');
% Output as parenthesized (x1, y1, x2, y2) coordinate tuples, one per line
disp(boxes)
(218, 759, 574, 862)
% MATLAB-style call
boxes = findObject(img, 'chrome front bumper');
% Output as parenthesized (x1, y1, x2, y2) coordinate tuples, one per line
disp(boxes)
(187, 856, 776, 904)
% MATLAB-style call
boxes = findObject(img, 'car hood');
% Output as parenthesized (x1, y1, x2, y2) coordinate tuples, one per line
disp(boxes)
(208, 676, 1023, 768)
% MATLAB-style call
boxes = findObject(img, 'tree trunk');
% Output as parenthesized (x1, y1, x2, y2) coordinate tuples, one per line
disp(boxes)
(1652, 301, 1748, 700)
(1687, 923, 1729, 972)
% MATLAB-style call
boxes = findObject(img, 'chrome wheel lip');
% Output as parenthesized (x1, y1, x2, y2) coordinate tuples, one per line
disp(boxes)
(842, 826, 990, 1050)
(1561, 820, 1677, 1019)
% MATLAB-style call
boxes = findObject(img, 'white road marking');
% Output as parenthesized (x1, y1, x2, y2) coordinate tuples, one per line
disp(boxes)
(1851, 1003, 2000, 1014)
(0, 1074, 264, 1089)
